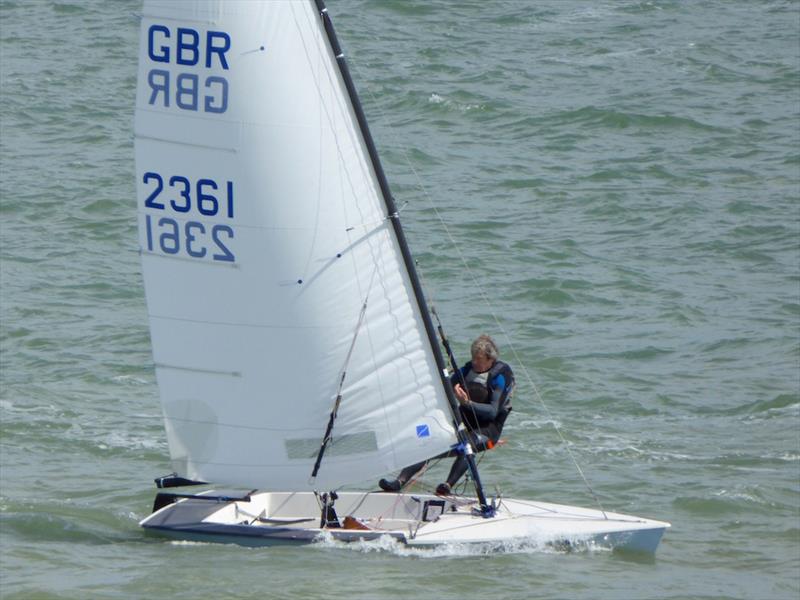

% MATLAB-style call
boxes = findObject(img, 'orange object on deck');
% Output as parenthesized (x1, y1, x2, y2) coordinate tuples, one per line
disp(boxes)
(342, 516, 370, 530)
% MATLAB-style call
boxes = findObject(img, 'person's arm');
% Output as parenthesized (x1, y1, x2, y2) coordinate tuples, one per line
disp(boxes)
(450, 363, 470, 387)
(463, 374, 507, 421)
(451, 363, 471, 401)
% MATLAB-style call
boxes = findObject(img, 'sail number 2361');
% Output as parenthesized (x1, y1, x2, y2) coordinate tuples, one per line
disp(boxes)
(142, 171, 235, 263)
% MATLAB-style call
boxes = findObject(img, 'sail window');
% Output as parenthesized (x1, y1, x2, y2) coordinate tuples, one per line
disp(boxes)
(285, 431, 378, 460)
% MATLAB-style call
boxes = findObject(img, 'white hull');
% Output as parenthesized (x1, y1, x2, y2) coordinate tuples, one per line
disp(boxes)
(140, 490, 669, 553)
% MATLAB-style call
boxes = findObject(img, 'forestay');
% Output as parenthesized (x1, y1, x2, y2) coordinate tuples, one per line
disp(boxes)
(134, 0, 457, 491)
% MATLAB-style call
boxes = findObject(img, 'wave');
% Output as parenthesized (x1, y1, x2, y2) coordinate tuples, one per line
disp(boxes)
(506, 106, 722, 134)
(310, 529, 608, 558)
(694, 394, 800, 418)
(673, 486, 786, 517)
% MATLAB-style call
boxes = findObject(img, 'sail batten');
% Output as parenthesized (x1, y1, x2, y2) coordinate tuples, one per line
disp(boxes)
(136, 0, 457, 491)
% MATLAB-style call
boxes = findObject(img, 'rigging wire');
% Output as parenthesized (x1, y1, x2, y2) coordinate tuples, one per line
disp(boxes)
(347, 61, 608, 519)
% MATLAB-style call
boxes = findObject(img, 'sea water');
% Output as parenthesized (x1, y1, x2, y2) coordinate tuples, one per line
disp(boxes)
(1, 1, 798, 599)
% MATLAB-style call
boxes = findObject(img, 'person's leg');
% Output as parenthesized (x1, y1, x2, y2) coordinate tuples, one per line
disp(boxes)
(437, 424, 501, 494)
(379, 460, 427, 491)
(397, 461, 427, 484)
(444, 455, 469, 487)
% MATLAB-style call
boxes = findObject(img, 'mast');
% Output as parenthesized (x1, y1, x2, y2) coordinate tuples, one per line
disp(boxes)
(313, 0, 492, 514)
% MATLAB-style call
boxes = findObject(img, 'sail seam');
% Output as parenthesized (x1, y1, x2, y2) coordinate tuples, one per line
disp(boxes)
(134, 134, 237, 153)
(139, 250, 240, 266)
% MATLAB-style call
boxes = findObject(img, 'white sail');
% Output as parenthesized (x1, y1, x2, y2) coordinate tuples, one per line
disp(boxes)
(134, 0, 457, 491)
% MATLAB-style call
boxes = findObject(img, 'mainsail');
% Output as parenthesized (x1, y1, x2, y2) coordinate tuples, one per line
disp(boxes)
(134, 0, 457, 491)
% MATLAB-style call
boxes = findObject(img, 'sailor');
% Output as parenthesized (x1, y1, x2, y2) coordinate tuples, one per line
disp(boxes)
(379, 334, 514, 495)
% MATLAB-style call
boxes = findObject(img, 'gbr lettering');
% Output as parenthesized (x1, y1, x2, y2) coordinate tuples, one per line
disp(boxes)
(145, 25, 230, 114)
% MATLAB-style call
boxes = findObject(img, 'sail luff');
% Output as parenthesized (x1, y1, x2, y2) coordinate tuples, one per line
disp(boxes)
(313, 2, 495, 512)
(313, 0, 462, 426)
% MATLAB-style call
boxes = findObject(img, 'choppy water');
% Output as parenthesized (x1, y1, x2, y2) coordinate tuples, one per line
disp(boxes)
(1, 1, 798, 599)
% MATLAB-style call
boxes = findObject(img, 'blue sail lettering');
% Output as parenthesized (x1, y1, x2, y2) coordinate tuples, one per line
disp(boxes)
(176, 73, 199, 111)
(176, 28, 200, 66)
(145, 25, 231, 114)
(148, 25, 171, 63)
(204, 77, 228, 113)
(147, 69, 169, 107)
(206, 31, 231, 69)
(146, 25, 230, 69)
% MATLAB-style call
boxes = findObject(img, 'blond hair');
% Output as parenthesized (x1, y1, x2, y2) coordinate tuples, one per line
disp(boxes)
(470, 334, 498, 360)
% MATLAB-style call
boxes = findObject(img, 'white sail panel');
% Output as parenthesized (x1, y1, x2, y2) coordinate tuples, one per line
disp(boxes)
(135, 0, 457, 490)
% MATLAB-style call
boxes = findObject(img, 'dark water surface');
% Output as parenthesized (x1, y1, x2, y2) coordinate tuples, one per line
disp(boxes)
(1, 1, 798, 599)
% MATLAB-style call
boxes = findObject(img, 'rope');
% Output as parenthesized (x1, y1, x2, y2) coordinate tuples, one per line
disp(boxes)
(348, 61, 608, 519)
(309, 265, 379, 483)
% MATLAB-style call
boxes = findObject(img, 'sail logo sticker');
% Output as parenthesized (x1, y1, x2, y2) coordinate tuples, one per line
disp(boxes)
(416, 425, 430, 439)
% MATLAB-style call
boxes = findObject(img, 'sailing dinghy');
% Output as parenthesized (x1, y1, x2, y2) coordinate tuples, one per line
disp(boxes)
(135, 0, 669, 553)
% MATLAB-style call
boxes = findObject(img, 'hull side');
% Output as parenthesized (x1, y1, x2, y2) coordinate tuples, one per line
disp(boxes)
(140, 490, 669, 553)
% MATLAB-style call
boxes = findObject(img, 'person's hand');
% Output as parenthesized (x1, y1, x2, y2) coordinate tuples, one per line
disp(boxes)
(454, 383, 469, 404)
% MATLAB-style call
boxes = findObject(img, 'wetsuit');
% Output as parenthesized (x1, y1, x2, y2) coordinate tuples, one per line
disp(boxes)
(452, 359, 514, 437)
(443, 360, 514, 486)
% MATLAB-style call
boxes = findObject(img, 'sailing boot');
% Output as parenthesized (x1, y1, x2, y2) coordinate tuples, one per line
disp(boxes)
(379, 478, 401, 492)
(378, 460, 427, 492)
(436, 455, 470, 495)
